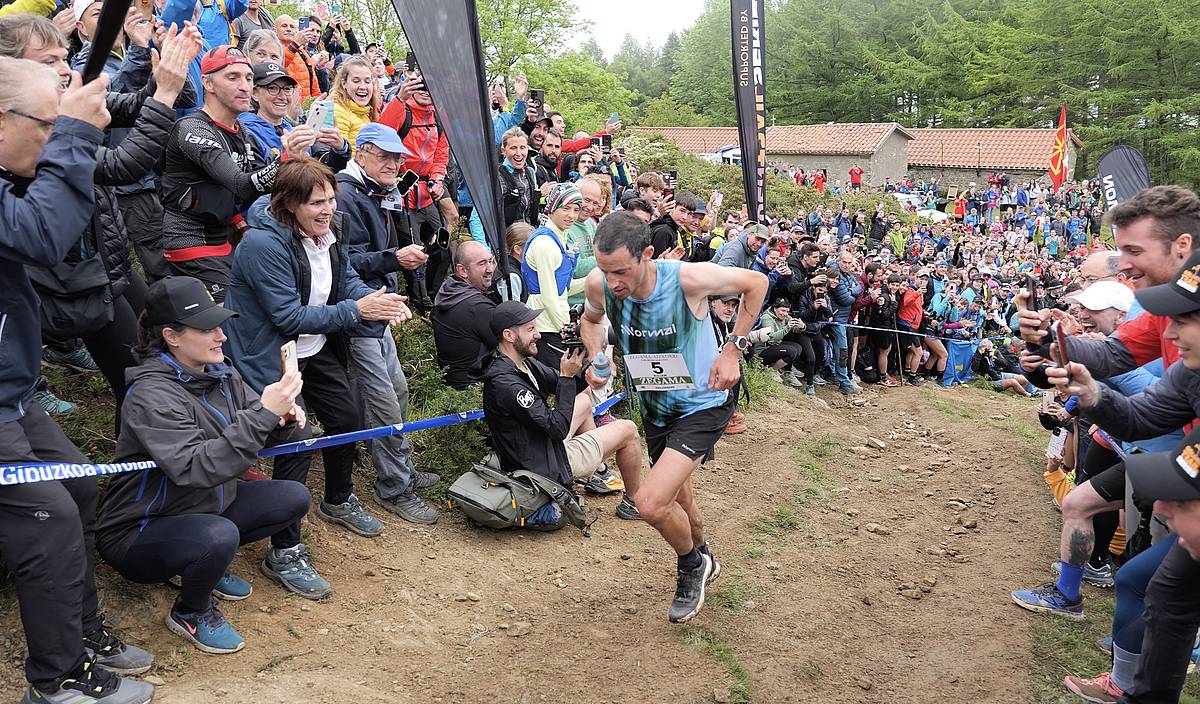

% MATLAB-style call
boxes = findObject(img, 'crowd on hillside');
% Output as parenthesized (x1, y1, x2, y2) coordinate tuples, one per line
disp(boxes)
(2, 0, 1200, 701)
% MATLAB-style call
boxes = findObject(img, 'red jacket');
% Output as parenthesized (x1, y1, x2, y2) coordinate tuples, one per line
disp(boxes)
(379, 97, 449, 210)
(561, 130, 608, 155)
(897, 287, 923, 329)
(1117, 313, 1179, 369)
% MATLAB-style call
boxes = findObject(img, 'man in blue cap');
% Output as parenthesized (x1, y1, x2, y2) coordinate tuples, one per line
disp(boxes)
(338, 122, 441, 524)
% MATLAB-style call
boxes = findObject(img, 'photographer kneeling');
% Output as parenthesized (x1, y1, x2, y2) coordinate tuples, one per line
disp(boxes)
(481, 301, 643, 527)
(97, 277, 311, 655)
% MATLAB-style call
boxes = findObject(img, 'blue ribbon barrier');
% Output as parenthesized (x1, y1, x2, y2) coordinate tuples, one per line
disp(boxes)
(0, 392, 629, 486)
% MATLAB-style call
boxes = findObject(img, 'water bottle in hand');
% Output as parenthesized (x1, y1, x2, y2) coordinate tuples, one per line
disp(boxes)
(592, 350, 612, 380)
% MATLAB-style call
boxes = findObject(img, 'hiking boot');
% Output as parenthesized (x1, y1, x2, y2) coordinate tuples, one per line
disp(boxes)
(34, 376, 75, 416)
(317, 493, 382, 537)
(668, 553, 713, 624)
(584, 466, 623, 495)
(165, 600, 245, 654)
(83, 621, 153, 676)
(412, 470, 441, 490)
(615, 494, 641, 521)
(375, 492, 439, 524)
(1051, 560, 1115, 589)
(805, 384, 816, 397)
(167, 572, 252, 601)
(43, 344, 100, 372)
(261, 544, 331, 600)
(1063, 672, 1123, 703)
(20, 658, 153, 704)
(1010, 583, 1085, 621)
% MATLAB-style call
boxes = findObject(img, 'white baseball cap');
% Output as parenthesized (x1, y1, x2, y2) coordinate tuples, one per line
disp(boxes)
(73, 0, 98, 22)
(1067, 280, 1134, 313)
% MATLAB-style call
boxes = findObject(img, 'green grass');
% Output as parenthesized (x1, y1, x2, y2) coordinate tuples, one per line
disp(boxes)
(1028, 588, 1200, 703)
(750, 506, 801, 539)
(927, 396, 979, 420)
(708, 572, 752, 614)
(682, 626, 752, 704)
(792, 433, 838, 506)
(740, 358, 784, 405)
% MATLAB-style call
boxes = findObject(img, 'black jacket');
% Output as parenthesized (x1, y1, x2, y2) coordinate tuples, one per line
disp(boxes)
(499, 162, 539, 229)
(649, 215, 680, 258)
(336, 167, 404, 338)
(431, 275, 501, 389)
(96, 354, 296, 561)
(481, 351, 586, 485)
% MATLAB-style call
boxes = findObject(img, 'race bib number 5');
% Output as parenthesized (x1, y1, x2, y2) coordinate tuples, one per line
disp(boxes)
(624, 353, 694, 392)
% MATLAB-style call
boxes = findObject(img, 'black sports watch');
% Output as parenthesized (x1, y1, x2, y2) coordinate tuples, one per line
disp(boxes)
(725, 335, 751, 352)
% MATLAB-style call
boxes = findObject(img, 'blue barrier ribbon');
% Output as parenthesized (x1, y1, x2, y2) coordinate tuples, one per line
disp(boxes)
(0, 392, 629, 486)
(825, 320, 1007, 343)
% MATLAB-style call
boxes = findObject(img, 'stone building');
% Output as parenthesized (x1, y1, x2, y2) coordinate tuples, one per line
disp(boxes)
(906, 127, 1083, 187)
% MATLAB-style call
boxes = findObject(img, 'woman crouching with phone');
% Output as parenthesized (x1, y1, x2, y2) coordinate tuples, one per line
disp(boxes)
(96, 276, 312, 655)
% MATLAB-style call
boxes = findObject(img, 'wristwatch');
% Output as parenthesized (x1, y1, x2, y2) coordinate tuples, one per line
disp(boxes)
(725, 335, 751, 352)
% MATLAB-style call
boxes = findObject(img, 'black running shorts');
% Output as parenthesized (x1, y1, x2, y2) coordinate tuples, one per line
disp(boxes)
(645, 393, 737, 465)
(1089, 462, 1126, 504)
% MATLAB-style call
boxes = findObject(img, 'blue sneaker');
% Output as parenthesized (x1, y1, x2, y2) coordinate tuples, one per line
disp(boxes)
(261, 544, 332, 600)
(168, 572, 252, 600)
(1010, 583, 1085, 621)
(34, 376, 75, 416)
(165, 601, 245, 654)
(43, 344, 100, 372)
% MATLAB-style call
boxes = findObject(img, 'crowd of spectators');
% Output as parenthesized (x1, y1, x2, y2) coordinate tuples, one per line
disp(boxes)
(3, 0, 1200, 699)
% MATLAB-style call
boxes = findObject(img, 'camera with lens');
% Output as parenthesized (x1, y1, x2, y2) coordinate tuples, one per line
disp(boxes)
(559, 304, 585, 350)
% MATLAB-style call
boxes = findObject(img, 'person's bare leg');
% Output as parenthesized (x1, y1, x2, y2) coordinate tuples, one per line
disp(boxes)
(636, 448, 703, 555)
(675, 475, 705, 548)
(569, 391, 595, 436)
(585, 419, 643, 498)
(877, 346, 891, 378)
(1059, 482, 1121, 567)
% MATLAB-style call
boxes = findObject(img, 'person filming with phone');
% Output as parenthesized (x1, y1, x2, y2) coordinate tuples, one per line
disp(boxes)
(96, 276, 311, 656)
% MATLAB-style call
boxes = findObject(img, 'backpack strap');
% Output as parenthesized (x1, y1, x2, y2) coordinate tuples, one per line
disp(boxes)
(511, 470, 591, 532)
(396, 103, 414, 139)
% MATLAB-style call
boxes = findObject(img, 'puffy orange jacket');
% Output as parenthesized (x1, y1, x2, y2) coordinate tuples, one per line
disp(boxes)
(283, 44, 318, 100)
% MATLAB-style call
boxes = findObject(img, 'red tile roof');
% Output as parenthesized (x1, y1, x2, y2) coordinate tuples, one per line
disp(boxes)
(907, 128, 1085, 171)
(630, 127, 738, 154)
(632, 122, 913, 156)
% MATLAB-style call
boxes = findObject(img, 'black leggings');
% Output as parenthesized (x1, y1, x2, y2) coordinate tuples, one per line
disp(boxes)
(759, 342, 801, 369)
(104, 480, 310, 613)
(82, 272, 147, 432)
(1076, 436, 1120, 566)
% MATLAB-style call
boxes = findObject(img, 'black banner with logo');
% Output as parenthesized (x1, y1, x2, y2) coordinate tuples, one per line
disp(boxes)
(388, 0, 507, 285)
(1096, 145, 1152, 212)
(730, 0, 767, 222)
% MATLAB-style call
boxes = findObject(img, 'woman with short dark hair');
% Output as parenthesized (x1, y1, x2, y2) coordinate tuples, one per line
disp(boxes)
(223, 158, 411, 597)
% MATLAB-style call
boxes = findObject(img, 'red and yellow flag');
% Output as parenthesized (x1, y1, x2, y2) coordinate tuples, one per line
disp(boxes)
(1048, 103, 1068, 192)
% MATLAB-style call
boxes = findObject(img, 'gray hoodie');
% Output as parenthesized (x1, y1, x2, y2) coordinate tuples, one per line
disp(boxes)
(96, 353, 297, 561)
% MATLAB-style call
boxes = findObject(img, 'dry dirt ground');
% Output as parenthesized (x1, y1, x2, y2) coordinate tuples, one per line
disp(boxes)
(0, 382, 1058, 703)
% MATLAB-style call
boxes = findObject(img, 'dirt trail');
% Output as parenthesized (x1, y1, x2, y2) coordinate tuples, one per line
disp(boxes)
(0, 383, 1057, 703)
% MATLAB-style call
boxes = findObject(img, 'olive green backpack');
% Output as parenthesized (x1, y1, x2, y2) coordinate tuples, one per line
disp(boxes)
(447, 454, 588, 531)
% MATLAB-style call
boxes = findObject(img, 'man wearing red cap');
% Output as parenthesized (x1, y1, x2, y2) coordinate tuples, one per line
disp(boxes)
(160, 46, 314, 302)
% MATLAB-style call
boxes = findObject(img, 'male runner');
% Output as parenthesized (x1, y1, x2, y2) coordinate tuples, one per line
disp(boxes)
(579, 211, 768, 623)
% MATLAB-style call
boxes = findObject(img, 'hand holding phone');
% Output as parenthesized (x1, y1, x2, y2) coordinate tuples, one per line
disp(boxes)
(280, 340, 298, 375)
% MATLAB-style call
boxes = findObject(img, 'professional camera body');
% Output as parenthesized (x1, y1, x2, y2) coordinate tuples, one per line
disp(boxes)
(559, 304, 585, 350)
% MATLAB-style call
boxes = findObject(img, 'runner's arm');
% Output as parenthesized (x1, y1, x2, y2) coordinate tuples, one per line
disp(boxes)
(580, 268, 608, 363)
(175, 119, 281, 201)
(679, 262, 768, 340)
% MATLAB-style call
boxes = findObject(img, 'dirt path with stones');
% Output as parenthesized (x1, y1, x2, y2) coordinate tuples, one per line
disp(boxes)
(0, 383, 1057, 703)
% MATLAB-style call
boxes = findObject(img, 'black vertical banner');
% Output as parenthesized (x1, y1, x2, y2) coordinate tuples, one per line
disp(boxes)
(1096, 145, 1152, 212)
(730, 0, 767, 222)
(389, 0, 507, 288)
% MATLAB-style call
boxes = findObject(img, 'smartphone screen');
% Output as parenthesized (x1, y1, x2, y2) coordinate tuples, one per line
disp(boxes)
(397, 170, 419, 195)
(1025, 273, 1040, 312)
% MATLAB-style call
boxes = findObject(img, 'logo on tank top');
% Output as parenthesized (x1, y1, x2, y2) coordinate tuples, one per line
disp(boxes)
(620, 323, 677, 338)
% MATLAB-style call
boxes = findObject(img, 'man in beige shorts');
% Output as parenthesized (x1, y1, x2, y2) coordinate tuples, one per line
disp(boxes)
(481, 302, 643, 524)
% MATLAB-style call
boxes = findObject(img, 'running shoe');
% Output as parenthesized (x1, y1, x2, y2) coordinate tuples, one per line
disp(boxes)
(615, 494, 641, 521)
(786, 372, 805, 388)
(1063, 672, 1123, 703)
(839, 383, 861, 396)
(769, 369, 784, 383)
(812, 374, 829, 386)
(584, 466, 624, 495)
(43, 344, 100, 372)
(805, 384, 816, 397)
(880, 375, 900, 388)
(668, 553, 713, 624)
(84, 621, 154, 676)
(261, 543, 332, 600)
(724, 418, 747, 434)
(168, 572, 252, 601)
(375, 491, 439, 524)
(317, 493, 382, 537)
(19, 658, 153, 704)
(1051, 560, 1115, 589)
(165, 601, 245, 654)
(34, 376, 75, 416)
(698, 545, 721, 585)
(1010, 583, 1085, 621)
